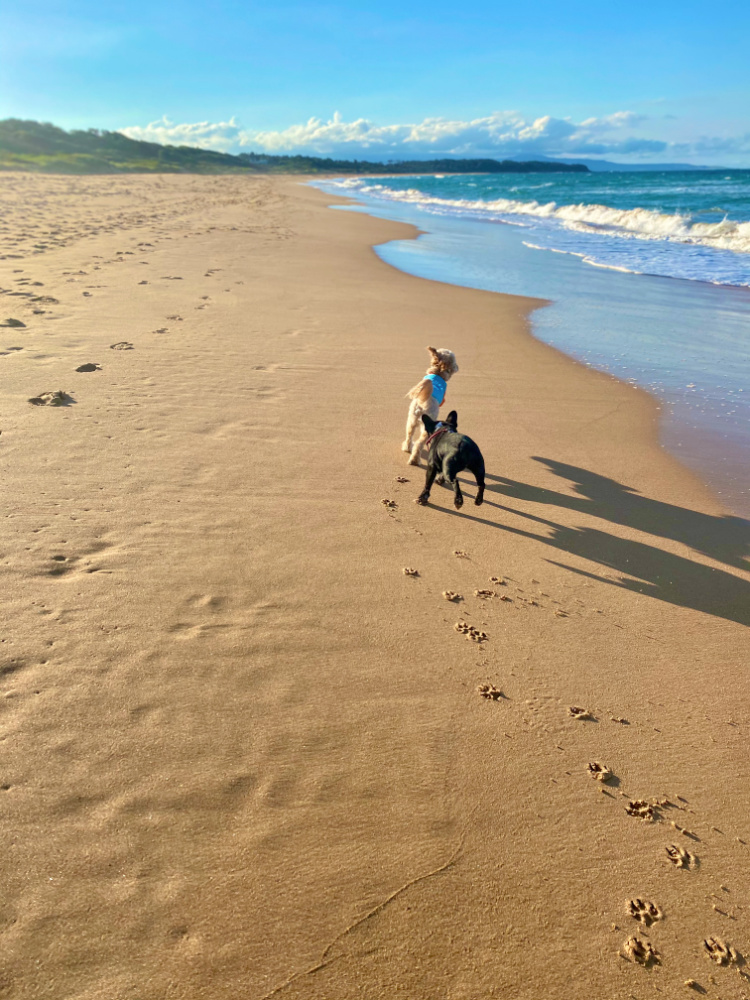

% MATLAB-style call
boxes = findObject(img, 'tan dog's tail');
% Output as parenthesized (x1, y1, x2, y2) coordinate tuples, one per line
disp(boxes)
(406, 378, 433, 405)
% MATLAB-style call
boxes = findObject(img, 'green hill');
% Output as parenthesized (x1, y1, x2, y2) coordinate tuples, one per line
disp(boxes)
(0, 119, 589, 175)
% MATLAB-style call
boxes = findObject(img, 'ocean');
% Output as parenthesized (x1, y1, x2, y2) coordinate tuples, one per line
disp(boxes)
(313, 171, 750, 517)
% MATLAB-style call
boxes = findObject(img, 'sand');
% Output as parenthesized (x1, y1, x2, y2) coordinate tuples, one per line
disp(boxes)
(1, 171, 749, 999)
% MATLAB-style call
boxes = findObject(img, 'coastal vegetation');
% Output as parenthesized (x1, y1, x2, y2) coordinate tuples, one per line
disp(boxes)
(0, 119, 589, 175)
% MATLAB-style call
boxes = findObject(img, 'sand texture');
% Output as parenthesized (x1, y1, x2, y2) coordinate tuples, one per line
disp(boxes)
(1, 172, 750, 998)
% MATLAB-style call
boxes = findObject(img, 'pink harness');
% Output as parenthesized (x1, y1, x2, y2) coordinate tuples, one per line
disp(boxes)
(424, 425, 451, 450)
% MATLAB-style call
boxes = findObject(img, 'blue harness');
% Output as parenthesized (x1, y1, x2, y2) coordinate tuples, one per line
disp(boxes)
(425, 373, 447, 405)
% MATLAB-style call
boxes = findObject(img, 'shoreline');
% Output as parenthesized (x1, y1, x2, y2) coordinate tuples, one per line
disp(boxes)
(2, 172, 749, 998)
(312, 180, 734, 517)
(314, 178, 750, 517)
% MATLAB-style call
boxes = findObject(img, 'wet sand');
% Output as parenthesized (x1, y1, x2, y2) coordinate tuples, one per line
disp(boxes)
(1, 172, 749, 998)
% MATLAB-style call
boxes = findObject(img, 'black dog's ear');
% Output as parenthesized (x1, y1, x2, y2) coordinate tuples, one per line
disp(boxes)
(422, 414, 437, 433)
(445, 410, 458, 430)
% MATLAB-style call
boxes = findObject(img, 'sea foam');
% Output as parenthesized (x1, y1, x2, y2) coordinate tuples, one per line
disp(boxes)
(330, 178, 750, 256)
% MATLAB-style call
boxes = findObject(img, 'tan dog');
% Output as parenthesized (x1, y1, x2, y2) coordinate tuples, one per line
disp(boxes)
(402, 346, 459, 465)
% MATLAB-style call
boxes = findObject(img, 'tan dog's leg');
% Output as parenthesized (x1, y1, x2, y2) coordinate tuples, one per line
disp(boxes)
(408, 425, 428, 465)
(408, 398, 438, 465)
(402, 401, 419, 453)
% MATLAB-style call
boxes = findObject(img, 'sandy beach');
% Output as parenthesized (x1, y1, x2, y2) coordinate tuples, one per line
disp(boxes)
(2, 172, 750, 998)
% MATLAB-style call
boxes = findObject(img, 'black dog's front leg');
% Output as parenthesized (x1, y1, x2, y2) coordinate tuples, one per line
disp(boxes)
(416, 461, 439, 505)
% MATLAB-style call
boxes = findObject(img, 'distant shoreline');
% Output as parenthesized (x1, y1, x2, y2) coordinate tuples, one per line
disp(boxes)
(0, 118, 587, 176)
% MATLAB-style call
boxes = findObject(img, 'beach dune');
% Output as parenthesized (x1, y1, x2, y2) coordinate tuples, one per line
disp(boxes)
(1, 173, 749, 998)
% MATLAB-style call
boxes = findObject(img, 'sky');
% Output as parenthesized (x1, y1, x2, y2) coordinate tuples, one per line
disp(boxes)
(1, 0, 750, 165)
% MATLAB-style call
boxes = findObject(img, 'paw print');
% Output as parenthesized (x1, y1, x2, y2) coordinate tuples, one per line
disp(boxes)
(622, 936, 659, 966)
(704, 936, 737, 965)
(625, 800, 655, 822)
(587, 761, 612, 782)
(665, 844, 696, 869)
(477, 684, 502, 700)
(627, 898, 662, 927)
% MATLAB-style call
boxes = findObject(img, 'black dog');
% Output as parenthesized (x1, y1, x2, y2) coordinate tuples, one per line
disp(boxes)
(415, 410, 485, 509)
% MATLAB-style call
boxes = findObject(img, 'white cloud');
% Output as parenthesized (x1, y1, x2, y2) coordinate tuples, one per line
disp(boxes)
(120, 116, 244, 152)
(118, 110, 746, 163)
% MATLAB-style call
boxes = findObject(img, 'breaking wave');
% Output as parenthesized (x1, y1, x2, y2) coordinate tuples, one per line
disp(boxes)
(329, 178, 750, 256)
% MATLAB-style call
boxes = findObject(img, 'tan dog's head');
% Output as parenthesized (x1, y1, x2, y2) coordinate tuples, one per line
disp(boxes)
(427, 346, 459, 380)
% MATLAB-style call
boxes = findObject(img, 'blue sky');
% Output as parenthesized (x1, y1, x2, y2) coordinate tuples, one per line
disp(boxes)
(2, 0, 749, 164)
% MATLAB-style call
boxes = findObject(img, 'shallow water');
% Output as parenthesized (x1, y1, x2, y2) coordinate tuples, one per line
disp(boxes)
(312, 180, 750, 518)
(326, 172, 750, 287)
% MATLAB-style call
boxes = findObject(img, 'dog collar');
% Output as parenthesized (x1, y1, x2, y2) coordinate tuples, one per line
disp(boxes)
(425, 424, 451, 449)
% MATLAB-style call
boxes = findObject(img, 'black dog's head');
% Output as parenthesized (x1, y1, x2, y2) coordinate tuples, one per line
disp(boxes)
(422, 410, 458, 435)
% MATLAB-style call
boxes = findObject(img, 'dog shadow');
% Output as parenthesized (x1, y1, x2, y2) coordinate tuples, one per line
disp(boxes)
(488, 457, 750, 572)
(428, 459, 750, 628)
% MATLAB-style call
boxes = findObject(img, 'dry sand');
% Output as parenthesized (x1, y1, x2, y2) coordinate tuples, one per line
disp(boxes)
(1, 171, 749, 999)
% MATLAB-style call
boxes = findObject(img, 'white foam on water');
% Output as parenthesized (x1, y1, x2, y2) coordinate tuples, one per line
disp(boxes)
(330, 178, 750, 254)
(326, 177, 750, 287)
(522, 241, 644, 274)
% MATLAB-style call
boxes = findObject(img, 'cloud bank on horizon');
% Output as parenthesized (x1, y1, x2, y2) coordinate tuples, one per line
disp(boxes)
(120, 110, 750, 164)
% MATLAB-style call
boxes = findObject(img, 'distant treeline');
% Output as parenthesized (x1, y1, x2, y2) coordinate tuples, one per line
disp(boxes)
(0, 119, 589, 175)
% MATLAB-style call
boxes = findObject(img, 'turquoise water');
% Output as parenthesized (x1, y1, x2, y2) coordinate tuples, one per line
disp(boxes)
(325, 172, 750, 287)
(313, 173, 750, 517)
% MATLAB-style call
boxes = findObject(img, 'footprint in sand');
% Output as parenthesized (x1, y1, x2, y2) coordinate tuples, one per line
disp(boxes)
(402, 567, 419, 577)
(138, 280, 148, 285)
(454, 621, 488, 643)
(48, 555, 72, 576)
(665, 844, 697, 869)
(75, 363, 101, 372)
(568, 705, 595, 721)
(627, 898, 663, 927)
(587, 761, 613, 782)
(110, 342, 133, 350)
(477, 684, 503, 700)
(381, 498, 398, 509)
(489, 576, 507, 586)
(626, 800, 656, 822)
(453, 550, 469, 559)
(442, 591, 463, 602)
(474, 589, 497, 599)
(394, 476, 409, 483)
(622, 936, 660, 966)
(152, 327, 168, 334)
(1, 318, 25, 328)
(28, 390, 74, 407)
(703, 936, 738, 965)
(166, 315, 183, 321)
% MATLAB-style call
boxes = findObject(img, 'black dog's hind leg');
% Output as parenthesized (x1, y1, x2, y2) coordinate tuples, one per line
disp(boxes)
(443, 458, 464, 509)
(416, 460, 439, 505)
(471, 458, 486, 506)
